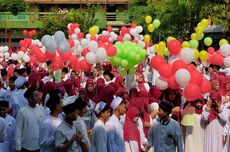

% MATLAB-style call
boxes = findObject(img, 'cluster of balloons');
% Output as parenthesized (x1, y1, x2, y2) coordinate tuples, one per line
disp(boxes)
(145, 15, 161, 33)
(22, 29, 37, 38)
(109, 41, 147, 76)
(191, 19, 209, 41)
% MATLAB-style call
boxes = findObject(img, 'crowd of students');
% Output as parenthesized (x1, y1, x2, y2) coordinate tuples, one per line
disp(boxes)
(0, 58, 229, 152)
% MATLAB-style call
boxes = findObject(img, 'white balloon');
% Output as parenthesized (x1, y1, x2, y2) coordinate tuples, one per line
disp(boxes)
(175, 68, 191, 87)
(74, 40, 80, 48)
(23, 54, 30, 62)
(179, 48, 194, 63)
(41, 35, 52, 45)
(86, 34, 91, 40)
(155, 77, 168, 90)
(71, 34, 78, 40)
(37, 42, 43, 47)
(4, 52, 9, 58)
(81, 39, 88, 47)
(108, 37, 113, 42)
(135, 26, 143, 33)
(67, 23, 71, 29)
(88, 41, 98, 52)
(54, 31, 66, 44)
(96, 48, 107, 63)
(11, 53, 18, 60)
(0, 47, 4, 54)
(76, 46, 83, 54)
(58, 41, 70, 52)
(130, 29, 137, 36)
(220, 44, 230, 57)
(123, 34, 131, 41)
(45, 37, 57, 53)
(74, 28, 81, 34)
(102, 30, 109, 35)
(85, 52, 96, 64)
(18, 51, 24, 58)
(224, 56, 230, 68)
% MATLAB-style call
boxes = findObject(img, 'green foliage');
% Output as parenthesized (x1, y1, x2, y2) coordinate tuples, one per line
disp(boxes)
(0, 0, 27, 15)
(38, 6, 97, 38)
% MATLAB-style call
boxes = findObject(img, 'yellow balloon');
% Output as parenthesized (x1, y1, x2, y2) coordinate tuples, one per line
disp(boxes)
(219, 39, 229, 46)
(195, 26, 204, 34)
(182, 41, 190, 48)
(145, 15, 152, 24)
(191, 33, 196, 40)
(147, 24, 155, 32)
(193, 49, 199, 60)
(159, 41, 166, 48)
(144, 34, 151, 43)
(195, 33, 204, 40)
(89, 27, 97, 36)
(154, 44, 160, 51)
(199, 50, 208, 62)
(166, 37, 176, 42)
(156, 49, 164, 56)
(201, 19, 209, 27)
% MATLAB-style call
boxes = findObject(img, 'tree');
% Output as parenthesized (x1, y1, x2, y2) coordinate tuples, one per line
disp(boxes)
(0, 0, 27, 15)
(38, 6, 97, 38)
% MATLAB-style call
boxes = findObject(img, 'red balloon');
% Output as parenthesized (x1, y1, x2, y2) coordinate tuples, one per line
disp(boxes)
(131, 23, 137, 28)
(186, 64, 196, 72)
(22, 30, 28, 36)
(212, 53, 223, 66)
(190, 71, 203, 85)
(25, 38, 32, 46)
(28, 31, 33, 38)
(31, 30, 37, 36)
(117, 35, 123, 41)
(37, 53, 46, 63)
(30, 56, 37, 64)
(150, 55, 165, 70)
(168, 76, 180, 89)
(106, 45, 116, 57)
(19, 40, 27, 47)
(90, 36, 97, 41)
(20, 47, 27, 53)
(68, 29, 74, 35)
(82, 48, 90, 57)
(184, 83, 201, 101)
(67, 39, 75, 48)
(70, 23, 79, 30)
(60, 52, 71, 60)
(80, 59, 91, 72)
(69, 55, 78, 64)
(207, 56, 212, 63)
(167, 40, 182, 55)
(77, 32, 84, 39)
(172, 59, 186, 73)
(132, 39, 138, 44)
(46, 51, 56, 60)
(120, 26, 127, 36)
(159, 64, 172, 79)
(208, 47, 215, 55)
(107, 26, 113, 32)
(200, 79, 211, 94)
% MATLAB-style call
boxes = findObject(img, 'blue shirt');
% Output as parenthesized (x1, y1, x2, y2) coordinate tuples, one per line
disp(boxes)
(148, 118, 184, 152)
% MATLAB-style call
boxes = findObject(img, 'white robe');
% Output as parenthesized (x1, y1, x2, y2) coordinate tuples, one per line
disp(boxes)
(184, 114, 205, 152)
(125, 141, 139, 152)
(0, 117, 5, 143)
(16, 105, 45, 151)
(92, 119, 107, 152)
(105, 114, 125, 152)
(39, 115, 62, 152)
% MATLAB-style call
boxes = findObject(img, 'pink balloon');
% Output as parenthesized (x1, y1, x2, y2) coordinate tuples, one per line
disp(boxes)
(159, 64, 172, 79)
(168, 76, 180, 89)
(167, 40, 182, 55)
(190, 71, 203, 85)
(150, 55, 165, 70)
(200, 79, 211, 94)
(172, 59, 186, 73)
(106, 45, 117, 57)
(208, 47, 215, 55)
(212, 53, 224, 66)
(186, 64, 196, 72)
(184, 83, 201, 101)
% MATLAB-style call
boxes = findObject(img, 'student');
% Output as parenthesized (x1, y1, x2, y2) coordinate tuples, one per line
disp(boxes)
(16, 87, 45, 152)
(124, 107, 141, 152)
(146, 101, 184, 152)
(39, 90, 63, 152)
(0, 100, 16, 152)
(0, 117, 5, 143)
(105, 96, 127, 152)
(54, 97, 87, 152)
(92, 101, 110, 152)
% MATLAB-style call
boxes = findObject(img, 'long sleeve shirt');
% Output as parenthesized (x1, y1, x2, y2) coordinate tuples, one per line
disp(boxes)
(0, 117, 5, 143)
(0, 115, 16, 152)
(39, 116, 62, 152)
(16, 105, 45, 150)
(105, 114, 125, 152)
(148, 118, 184, 152)
(92, 120, 107, 152)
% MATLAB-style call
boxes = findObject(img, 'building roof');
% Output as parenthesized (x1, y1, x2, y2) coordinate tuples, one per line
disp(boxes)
(25, 0, 129, 3)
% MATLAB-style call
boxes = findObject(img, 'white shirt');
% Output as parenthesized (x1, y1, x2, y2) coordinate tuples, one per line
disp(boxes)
(39, 116, 62, 152)
(220, 68, 230, 75)
(92, 119, 107, 152)
(16, 105, 45, 150)
(0, 117, 5, 143)
(0, 114, 16, 152)
(105, 114, 125, 152)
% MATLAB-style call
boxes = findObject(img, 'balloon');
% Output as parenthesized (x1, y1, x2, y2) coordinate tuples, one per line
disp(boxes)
(129, 67, 136, 74)
(145, 15, 152, 24)
(204, 37, 213, 46)
(184, 83, 201, 101)
(67, 39, 75, 48)
(93, 26, 100, 33)
(191, 33, 196, 40)
(153, 19, 161, 28)
(189, 40, 199, 49)
(195, 26, 203, 33)
(166, 36, 175, 42)
(224, 56, 230, 68)
(19, 40, 27, 47)
(85, 52, 96, 64)
(106, 45, 117, 57)
(172, 59, 186, 73)
(190, 71, 203, 85)
(77, 32, 84, 39)
(120, 69, 127, 77)
(195, 33, 204, 40)
(175, 68, 191, 87)
(80, 59, 92, 71)
(147, 24, 155, 32)
(168, 76, 180, 89)
(23, 54, 30, 62)
(11, 53, 18, 60)
(144, 34, 151, 44)
(219, 39, 229, 46)
(107, 26, 113, 32)
(220, 44, 230, 57)
(167, 40, 181, 55)
(150, 55, 165, 70)
(89, 27, 97, 36)
(182, 41, 190, 48)
(164, 48, 170, 56)
(199, 50, 208, 62)
(186, 64, 196, 72)
(212, 53, 224, 66)
(96, 47, 107, 63)
(121, 59, 129, 68)
(60, 52, 71, 60)
(200, 79, 211, 94)
(159, 64, 172, 79)
(58, 41, 70, 52)
(30, 56, 37, 64)
(155, 77, 168, 90)
(193, 49, 199, 60)
(135, 26, 143, 33)
(208, 47, 215, 55)
(22, 30, 28, 36)
(179, 48, 195, 63)
(45, 38, 57, 53)
(201, 19, 209, 27)
(88, 41, 98, 52)
(54, 31, 66, 44)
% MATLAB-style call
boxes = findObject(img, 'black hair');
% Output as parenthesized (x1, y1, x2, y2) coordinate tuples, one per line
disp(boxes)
(205, 67, 209, 72)
(0, 101, 9, 108)
(46, 89, 61, 112)
(24, 87, 40, 99)
(26, 67, 31, 75)
(46, 60, 52, 66)
(75, 97, 88, 111)
(62, 67, 69, 73)
(209, 64, 214, 68)
(9, 76, 17, 82)
(1, 69, 7, 76)
(18, 68, 27, 75)
(103, 70, 114, 80)
(97, 104, 110, 117)
(71, 70, 76, 73)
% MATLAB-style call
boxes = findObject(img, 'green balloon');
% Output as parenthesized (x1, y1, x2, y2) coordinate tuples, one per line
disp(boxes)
(121, 59, 129, 68)
(113, 57, 121, 66)
(129, 67, 136, 74)
(204, 37, 213, 46)
(93, 26, 99, 33)
(153, 19, 161, 28)
(164, 48, 170, 56)
(128, 51, 136, 60)
(189, 40, 199, 49)
(195, 33, 204, 40)
(120, 69, 127, 77)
